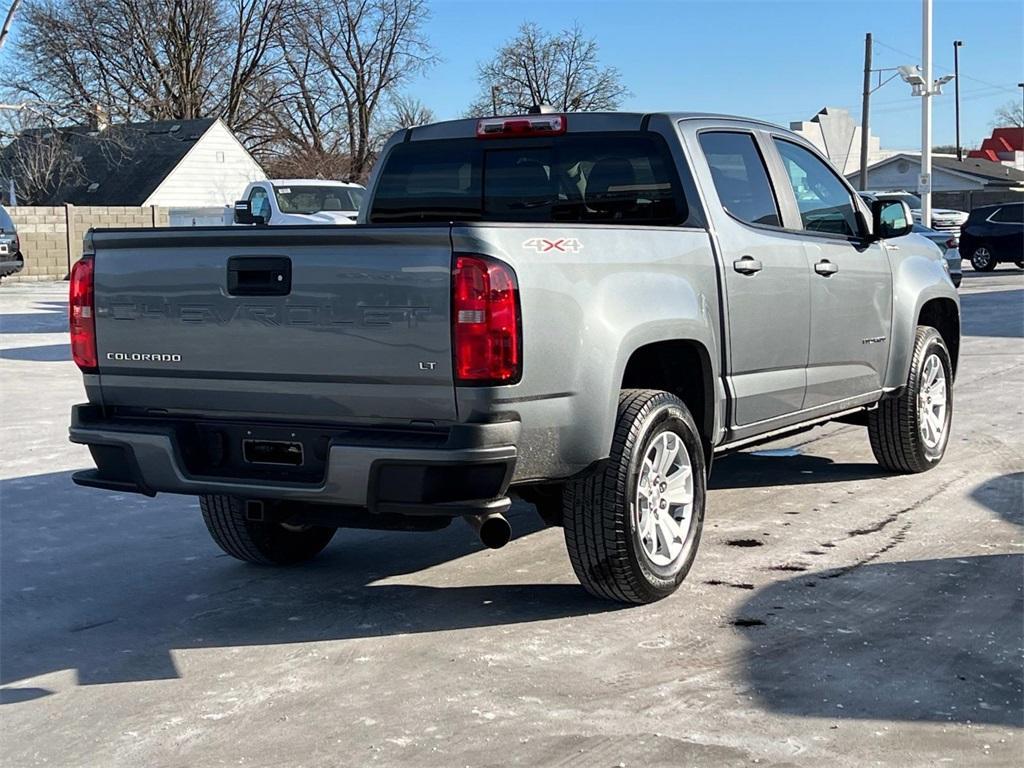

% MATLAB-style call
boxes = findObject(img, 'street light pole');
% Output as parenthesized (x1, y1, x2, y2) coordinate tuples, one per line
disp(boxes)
(954, 40, 963, 161)
(920, 0, 933, 229)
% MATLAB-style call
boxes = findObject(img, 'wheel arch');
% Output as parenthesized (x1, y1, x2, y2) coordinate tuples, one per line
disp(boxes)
(620, 338, 718, 458)
(918, 297, 961, 380)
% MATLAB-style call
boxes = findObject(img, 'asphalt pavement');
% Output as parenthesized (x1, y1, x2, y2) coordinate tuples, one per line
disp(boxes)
(1, 267, 1021, 767)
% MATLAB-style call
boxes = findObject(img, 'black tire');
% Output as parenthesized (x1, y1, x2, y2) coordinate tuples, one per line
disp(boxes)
(868, 326, 953, 473)
(970, 245, 997, 272)
(200, 495, 336, 565)
(563, 389, 706, 604)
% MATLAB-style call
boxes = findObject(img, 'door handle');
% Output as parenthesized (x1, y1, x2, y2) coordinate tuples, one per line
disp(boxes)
(733, 256, 763, 275)
(814, 259, 839, 277)
(227, 256, 292, 296)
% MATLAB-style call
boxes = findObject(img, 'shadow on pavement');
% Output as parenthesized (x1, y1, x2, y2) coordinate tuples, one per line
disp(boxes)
(960, 289, 1024, 339)
(970, 472, 1024, 527)
(735, 554, 1024, 727)
(710, 451, 889, 490)
(1, 470, 612, 695)
(0, 343, 71, 362)
(0, 301, 68, 334)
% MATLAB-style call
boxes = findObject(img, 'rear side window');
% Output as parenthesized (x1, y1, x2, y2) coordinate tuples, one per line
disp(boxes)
(698, 132, 781, 227)
(773, 139, 860, 237)
(991, 204, 1023, 223)
(0, 206, 13, 232)
(369, 133, 687, 226)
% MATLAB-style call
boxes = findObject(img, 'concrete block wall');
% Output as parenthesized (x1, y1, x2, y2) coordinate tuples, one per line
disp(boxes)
(5, 205, 168, 281)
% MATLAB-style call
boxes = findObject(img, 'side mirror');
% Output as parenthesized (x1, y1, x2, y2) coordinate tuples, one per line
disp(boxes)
(871, 199, 913, 240)
(233, 200, 264, 225)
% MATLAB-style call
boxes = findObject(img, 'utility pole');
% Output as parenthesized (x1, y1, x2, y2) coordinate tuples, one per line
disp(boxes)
(954, 40, 963, 161)
(920, 0, 933, 229)
(859, 33, 873, 190)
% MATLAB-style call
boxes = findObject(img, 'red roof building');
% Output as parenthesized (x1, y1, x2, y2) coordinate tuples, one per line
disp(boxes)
(968, 127, 1024, 170)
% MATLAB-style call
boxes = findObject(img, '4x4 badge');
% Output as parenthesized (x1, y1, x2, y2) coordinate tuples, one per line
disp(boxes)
(523, 237, 583, 254)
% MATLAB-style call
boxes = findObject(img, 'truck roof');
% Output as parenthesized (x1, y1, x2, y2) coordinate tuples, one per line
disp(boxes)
(264, 179, 365, 188)
(403, 111, 789, 142)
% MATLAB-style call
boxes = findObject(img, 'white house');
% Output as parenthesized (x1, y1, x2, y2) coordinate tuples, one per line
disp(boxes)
(2, 116, 265, 209)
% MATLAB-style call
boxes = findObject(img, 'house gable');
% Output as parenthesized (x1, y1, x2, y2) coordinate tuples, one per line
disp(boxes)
(144, 119, 266, 207)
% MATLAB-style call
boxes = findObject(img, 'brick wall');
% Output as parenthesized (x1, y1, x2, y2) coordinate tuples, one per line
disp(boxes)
(6, 205, 169, 281)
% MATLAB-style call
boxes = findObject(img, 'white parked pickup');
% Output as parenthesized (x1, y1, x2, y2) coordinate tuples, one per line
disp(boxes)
(228, 179, 366, 226)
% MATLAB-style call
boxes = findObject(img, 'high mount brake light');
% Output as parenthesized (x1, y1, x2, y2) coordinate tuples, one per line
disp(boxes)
(476, 114, 567, 139)
(452, 255, 521, 384)
(69, 258, 97, 371)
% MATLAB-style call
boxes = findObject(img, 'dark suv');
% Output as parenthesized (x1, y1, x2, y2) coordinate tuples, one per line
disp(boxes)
(0, 205, 24, 281)
(959, 201, 1024, 272)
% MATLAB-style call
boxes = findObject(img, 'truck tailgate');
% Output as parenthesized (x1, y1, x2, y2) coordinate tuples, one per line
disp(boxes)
(90, 227, 456, 423)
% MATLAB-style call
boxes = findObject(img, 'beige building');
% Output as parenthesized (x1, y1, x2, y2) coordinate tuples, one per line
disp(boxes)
(790, 107, 897, 176)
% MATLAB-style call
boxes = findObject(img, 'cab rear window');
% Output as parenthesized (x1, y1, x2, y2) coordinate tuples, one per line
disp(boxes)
(369, 133, 687, 226)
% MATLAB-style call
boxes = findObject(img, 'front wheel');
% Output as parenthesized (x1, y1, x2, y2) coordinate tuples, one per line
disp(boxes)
(200, 495, 336, 565)
(970, 246, 997, 271)
(563, 390, 706, 604)
(868, 327, 953, 473)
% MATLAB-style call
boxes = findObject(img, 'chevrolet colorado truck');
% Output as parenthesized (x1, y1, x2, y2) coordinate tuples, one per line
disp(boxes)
(68, 111, 960, 604)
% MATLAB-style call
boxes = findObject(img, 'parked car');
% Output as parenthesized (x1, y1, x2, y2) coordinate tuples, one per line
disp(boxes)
(863, 190, 968, 236)
(0, 205, 25, 282)
(229, 179, 365, 226)
(67, 111, 959, 605)
(958, 201, 1024, 272)
(911, 222, 962, 287)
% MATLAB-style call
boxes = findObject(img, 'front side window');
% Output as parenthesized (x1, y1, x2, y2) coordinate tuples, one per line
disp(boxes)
(991, 204, 1023, 223)
(370, 133, 686, 226)
(698, 131, 781, 227)
(774, 139, 860, 237)
(274, 186, 363, 214)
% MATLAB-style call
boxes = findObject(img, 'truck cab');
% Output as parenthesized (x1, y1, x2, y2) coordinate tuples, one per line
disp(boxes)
(230, 179, 366, 226)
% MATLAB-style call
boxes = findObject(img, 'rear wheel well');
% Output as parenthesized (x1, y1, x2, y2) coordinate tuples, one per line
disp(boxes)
(918, 298, 960, 378)
(621, 340, 714, 453)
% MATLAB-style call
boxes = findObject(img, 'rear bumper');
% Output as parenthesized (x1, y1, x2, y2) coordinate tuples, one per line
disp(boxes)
(69, 405, 518, 516)
(0, 253, 24, 277)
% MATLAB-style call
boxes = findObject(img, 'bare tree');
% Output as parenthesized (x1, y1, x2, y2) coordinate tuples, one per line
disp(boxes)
(384, 93, 434, 131)
(5, 0, 282, 135)
(0, 112, 83, 204)
(292, 0, 435, 179)
(993, 99, 1024, 128)
(468, 22, 628, 116)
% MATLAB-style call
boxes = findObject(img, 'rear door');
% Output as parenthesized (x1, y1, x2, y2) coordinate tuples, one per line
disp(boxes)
(694, 128, 812, 428)
(768, 137, 892, 409)
(92, 226, 456, 423)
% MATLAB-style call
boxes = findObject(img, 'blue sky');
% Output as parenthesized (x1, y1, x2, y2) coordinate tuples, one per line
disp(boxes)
(410, 0, 1024, 150)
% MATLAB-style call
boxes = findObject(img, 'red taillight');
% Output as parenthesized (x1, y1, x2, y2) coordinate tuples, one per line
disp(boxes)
(476, 114, 566, 139)
(452, 255, 521, 384)
(69, 258, 97, 371)
(945, 236, 958, 249)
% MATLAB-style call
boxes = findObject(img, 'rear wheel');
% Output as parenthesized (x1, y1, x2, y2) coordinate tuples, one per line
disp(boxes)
(563, 389, 706, 604)
(868, 326, 952, 473)
(200, 495, 336, 565)
(970, 245, 997, 271)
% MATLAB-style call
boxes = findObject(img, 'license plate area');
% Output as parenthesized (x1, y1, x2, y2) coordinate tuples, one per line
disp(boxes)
(242, 439, 304, 466)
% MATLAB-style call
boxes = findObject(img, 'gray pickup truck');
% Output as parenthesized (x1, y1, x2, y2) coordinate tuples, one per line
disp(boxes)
(68, 111, 959, 604)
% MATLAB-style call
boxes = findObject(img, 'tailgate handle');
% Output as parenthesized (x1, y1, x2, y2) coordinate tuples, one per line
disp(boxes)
(227, 256, 291, 296)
